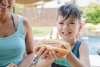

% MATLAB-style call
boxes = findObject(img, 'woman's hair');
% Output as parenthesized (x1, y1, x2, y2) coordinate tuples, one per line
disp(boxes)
(57, 3, 82, 21)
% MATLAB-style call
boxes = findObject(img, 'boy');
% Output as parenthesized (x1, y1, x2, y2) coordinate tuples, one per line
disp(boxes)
(35, 3, 90, 67)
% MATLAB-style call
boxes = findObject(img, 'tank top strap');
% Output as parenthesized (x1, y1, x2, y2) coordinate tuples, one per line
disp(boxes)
(11, 14, 17, 31)
(16, 15, 25, 37)
(72, 40, 81, 58)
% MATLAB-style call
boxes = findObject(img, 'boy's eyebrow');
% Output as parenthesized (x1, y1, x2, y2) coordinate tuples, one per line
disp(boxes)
(58, 19, 64, 22)
(66, 19, 76, 23)
(69, 19, 75, 21)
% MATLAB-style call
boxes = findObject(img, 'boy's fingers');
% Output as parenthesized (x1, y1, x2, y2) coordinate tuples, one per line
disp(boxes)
(35, 46, 40, 52)
(56, 53, 65, 59)
(40, 50, 49, 59)
(52, 51, 59, 60)
(36, 47, 46, 56)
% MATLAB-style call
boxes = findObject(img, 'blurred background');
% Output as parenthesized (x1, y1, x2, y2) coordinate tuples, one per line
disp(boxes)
(15, 0, 100, 67)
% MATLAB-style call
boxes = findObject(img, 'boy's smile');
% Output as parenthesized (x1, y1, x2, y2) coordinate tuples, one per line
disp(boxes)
(62, 31, 72, 36)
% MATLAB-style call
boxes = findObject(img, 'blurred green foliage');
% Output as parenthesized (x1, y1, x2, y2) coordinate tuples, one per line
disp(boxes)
(11, 4, 22, 14)
(82, 3, 100, 24)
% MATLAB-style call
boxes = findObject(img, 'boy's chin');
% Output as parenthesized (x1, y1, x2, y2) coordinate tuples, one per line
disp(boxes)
(61, 36, 72, 41)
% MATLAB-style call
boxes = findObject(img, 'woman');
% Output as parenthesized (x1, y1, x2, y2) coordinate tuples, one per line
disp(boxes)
(35, 3, 90, 67)
(0, 0, 34, 67)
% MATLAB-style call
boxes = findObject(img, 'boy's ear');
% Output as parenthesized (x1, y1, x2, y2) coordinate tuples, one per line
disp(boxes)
(78, 23, 83, 32)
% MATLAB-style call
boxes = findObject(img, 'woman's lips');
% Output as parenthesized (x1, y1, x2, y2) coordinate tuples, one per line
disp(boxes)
(0, 5, 9, 12)
(0, 6, 8, 9)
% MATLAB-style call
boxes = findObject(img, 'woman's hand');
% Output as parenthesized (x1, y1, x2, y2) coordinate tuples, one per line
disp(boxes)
(7, 63, 17, 67)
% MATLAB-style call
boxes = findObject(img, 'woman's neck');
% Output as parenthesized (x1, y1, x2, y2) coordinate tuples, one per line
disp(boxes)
(0, 13, 11, 23)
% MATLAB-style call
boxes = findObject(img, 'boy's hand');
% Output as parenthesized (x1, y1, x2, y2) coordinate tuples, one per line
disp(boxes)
(35, 46, 66, 67)
(48, 51, 66, 61)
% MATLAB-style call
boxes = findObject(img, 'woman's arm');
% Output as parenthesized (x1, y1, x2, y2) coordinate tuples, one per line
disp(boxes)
(66, 42, 90, 67)
(18, 17, 34, 67)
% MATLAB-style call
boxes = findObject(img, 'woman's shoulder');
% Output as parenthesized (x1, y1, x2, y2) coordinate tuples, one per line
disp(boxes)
(14, 14, 31, 26)
(14, 14, 32, 33)
(13, 14, 30, 23)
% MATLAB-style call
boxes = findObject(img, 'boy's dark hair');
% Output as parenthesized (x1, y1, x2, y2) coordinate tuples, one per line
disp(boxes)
(57, 4, 82, 21)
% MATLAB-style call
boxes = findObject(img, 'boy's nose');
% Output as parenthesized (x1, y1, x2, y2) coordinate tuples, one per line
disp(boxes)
(63, 24, 69, 29)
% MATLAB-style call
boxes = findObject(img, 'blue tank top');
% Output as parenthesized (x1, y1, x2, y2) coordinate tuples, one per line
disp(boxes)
(51, 41, 81, 67)
(0, 16, 26, 67)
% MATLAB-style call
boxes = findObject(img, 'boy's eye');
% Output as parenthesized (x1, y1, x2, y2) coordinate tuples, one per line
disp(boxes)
(70, 21, 75, 24)
(58, 20, 64, 24)
(59, 21, 64, 24)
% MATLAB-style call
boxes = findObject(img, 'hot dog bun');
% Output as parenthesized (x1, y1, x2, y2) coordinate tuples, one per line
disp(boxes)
(38, 39, 71, 56)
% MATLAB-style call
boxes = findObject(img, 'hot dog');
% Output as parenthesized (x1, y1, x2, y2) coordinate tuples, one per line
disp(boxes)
(37, 39, 71, 56)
